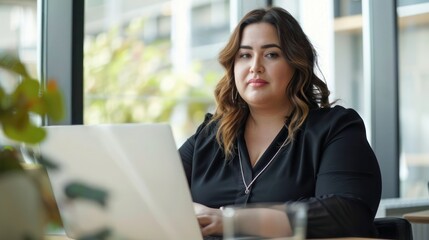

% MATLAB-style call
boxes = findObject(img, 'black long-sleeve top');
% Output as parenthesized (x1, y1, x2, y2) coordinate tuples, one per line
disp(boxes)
(179, 106, 382, 238)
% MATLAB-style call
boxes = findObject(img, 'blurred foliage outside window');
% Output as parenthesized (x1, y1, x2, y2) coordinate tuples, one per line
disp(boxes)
(84, 17, 221, 143)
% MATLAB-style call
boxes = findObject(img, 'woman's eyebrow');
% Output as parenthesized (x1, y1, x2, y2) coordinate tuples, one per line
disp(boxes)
(261, 44, 281, 49)
(239, 44, 282, 50)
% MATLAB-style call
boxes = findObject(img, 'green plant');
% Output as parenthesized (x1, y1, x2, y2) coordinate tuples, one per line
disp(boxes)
(0, 53, 65, 238)
(0, 53, 64, 171)
(0, 54, 113, 239)
(0, 54, 63, 143)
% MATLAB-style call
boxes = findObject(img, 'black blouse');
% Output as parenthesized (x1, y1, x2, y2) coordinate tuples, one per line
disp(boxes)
(179, 106, 382, 238)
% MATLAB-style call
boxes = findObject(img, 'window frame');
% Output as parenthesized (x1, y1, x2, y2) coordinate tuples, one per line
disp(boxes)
(42, 0, 401, 198)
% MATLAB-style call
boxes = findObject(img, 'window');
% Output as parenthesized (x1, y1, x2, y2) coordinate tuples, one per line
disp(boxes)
(274, 0, 402, 198)
(0, 0, 38, 88)
(84, 0, 231, 144)
(275, 0, 369, 130)
(397, 0, 429, 198)
(49, 0, 426, 198)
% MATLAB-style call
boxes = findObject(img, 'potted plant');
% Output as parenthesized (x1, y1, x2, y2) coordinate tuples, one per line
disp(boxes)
(0, 53, 64, 239)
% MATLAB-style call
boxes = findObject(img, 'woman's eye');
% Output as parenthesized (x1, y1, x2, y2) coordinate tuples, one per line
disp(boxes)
(266, 52, 279, 59)
(238, 53, 251, 59)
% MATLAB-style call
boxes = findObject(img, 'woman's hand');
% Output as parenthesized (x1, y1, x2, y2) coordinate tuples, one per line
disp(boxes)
(193, 202, 223, 236)
(194, 203, 293, 238)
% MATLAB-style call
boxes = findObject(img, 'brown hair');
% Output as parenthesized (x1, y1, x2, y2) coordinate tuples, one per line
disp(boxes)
(211, 7, 331, 159)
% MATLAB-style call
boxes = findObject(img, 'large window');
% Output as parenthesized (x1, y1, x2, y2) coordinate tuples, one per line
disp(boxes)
(46, 0, 428, 199)
(0, 0, 38, 87)
(397, 0, 429, 198)
(84, 0, 231, 144)
(332, 1, 366, 126)
(274, 0, 401, 198)
(275, 0, 369, 131)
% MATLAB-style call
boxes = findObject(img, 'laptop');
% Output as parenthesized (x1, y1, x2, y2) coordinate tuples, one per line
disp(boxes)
(40, 123, 203, 240)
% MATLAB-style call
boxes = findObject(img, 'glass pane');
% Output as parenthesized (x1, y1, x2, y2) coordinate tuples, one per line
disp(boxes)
(398, 1, 429, 198)
(274, 0, 368, 134)
(333, 24, 365, 124)
(84, 0, 229, 144)
(334, 0, 362, 17)
(332, 1, 368, 131)
(0, 1, 38, 88)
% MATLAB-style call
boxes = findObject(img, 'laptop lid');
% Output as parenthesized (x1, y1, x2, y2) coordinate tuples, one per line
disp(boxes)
(40, 124, 202, 240)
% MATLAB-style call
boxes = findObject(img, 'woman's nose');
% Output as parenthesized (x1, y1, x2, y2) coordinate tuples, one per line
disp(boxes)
(249, 58, 264, 73)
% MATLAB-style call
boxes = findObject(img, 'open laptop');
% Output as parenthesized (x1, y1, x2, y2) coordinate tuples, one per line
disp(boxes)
(40, 123, 203, 240)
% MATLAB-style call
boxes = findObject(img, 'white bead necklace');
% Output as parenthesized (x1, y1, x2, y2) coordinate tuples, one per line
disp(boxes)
(238, 136, 289, 195)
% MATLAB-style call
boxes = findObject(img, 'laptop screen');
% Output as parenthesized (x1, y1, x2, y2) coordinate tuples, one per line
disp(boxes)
(40, 123, 202, 240)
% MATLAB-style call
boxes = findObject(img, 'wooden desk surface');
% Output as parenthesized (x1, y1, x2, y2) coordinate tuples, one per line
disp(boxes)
(403, 209, 429, 224)
(44, 235, 383, 240)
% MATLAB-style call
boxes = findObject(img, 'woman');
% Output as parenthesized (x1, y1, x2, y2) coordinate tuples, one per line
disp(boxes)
(179, 7, 381, 239)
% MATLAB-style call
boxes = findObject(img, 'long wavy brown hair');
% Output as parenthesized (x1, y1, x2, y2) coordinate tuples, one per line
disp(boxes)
(211, 7, 332, 159)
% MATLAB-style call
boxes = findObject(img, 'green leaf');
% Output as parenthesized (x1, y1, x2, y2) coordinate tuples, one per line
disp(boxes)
(9, 78, 47, 118)
(0, 54, 64, 146)
(0, 54, 31, 78)
(13, 78, 40, 102)
(37, 154, 60, 170)
(77, 228, 112, 240)
(0, 87, 4, 100)
(43, 89, 64, 122)
(64, 182, 109, 207)
(2, 121, 46, 144)
(0, 109, 30, 133)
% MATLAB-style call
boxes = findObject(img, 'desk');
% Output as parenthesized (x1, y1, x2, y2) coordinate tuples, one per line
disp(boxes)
(44, 235, 382, 240)
(403, 209, 429, 224)
(45, 236, 73, 240)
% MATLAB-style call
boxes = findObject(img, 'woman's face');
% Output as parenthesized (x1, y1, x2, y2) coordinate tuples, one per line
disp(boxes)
(234, 22, 295, 110)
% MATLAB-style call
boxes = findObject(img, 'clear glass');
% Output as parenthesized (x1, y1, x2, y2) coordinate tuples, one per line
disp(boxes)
(273, 1, 369, 137)
(397, 1, 429, 198)
(84, 0, 229, 144)
(331, 1, 368, 137)
(0, 0, 38, 88)
(222, 203, 307, 240)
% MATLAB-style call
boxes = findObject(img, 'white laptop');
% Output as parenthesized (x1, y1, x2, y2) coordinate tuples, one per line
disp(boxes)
(40, 124, 203, 240)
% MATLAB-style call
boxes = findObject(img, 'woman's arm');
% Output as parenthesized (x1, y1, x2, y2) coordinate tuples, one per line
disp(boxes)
(228, 206, 292, 238)
(302, 108, 382, 238)
(179, 113, 214, 185)
(194, 203, 293, 238)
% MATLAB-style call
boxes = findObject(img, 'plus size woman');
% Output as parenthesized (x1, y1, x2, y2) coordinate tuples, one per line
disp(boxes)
(179, 7, 381, 239)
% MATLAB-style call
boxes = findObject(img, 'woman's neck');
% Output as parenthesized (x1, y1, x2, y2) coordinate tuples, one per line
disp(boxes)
(244, 108, 289, 166)
(246, 107, 290, 129)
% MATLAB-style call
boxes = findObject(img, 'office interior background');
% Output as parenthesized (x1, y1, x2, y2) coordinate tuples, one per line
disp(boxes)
(0, 0, 428, 200)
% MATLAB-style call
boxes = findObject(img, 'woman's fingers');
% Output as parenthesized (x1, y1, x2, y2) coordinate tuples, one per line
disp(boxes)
(197, 214, 222, 236)
(193, 203, 224, 236)
(197, 215, 212, 226)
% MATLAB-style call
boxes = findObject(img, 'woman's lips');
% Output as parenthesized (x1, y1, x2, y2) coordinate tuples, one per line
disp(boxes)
(248, 78, 268, 87)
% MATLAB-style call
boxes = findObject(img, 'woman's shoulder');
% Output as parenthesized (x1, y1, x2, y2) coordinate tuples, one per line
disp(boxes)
(305, 105, 365, 132)
(308, 105, 362, 122)
(297, 106, 369, 147)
